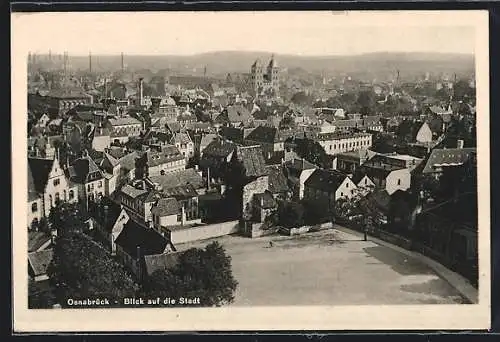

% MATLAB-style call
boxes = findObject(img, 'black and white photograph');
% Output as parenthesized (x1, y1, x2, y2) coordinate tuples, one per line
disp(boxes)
(12, 10, 490, 331)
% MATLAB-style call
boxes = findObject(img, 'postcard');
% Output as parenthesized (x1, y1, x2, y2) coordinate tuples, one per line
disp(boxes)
(12, 10, 490, 332)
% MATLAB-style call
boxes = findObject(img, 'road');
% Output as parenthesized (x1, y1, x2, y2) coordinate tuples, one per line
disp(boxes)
(176, 228, 467, 306)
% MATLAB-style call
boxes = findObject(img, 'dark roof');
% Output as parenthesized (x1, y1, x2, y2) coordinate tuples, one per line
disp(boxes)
(70, 154, 104, 184)
(28, 249, 53, 277)
(97, 199, 124, 233)
(143, 145, 184, 167)
(284, 158, 318, 172)
(422, 148, 476, 174)
(151, 197, 180, 216)
(235, 145, 268, 178)
(115, 220, 168, 257)
(201, 139, 236, 158)
(220, 127, 245, 143)
(149, 168, 204, 190)
(358, 189, 391, 215)
(304, 169, 349, 191)
(161, 184, 199, 199)
(245, 126, 279, 144)
(144, 252, 180, 276)
(28, 157, 54, 194)
(266, 165, 289, 194)
(27, 165, 40, 201)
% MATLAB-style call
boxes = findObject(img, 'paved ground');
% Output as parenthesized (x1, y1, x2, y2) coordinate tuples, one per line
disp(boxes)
(176, 229, 467, 306)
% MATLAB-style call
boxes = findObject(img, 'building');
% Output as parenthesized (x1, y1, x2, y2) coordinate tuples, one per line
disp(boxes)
(106, 116, 143, 139)
(333, 148, 376, 175)
(170, 132, 195, 160)
(358, 155, 412, 195)
(244, 126, 288, 160)
(214, 104, 252, 127)
(283, 158, 318, 200)
(250, 56, 280, 97)
(415, 121, 433, 144)
(316, 132, 373, 155)
(94, 199, 130, 255)
(28, 155, 79, 220)
(35, 89, 93, 115)
(67, 152, 106, 207)
(151, 197, 181, 231)
(421, 147, 476, 179)
(303, 169, 358, 208)
(135, 145, 186, 177)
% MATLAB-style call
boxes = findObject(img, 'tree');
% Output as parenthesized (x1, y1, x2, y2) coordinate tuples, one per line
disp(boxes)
(142, 242, 238, 307)
(47, 231, 139, 307)
(291, 138, 329, 169)
(290, 91, 313, 106)
(28, 278, 56, 309)
(357, 90, 376, 115)
(48, 202, 87, 235)
(277, 200, 304, 228)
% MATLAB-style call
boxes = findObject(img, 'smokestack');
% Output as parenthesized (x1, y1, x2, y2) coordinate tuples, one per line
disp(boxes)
(139, 78, 144, 106)
(89, 51, 92, 73)
(181, 206, 186, 226)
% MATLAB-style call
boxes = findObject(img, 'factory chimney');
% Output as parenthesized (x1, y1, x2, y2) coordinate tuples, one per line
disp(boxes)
(138, 77, 144, 107)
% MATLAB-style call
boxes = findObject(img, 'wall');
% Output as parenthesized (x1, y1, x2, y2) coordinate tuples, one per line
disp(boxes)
(299, 169, 316, 200)
(335, 177, 357, 201)
(157, 213, 179, 227)
(148, 159, 186, 177)
(28, 197, 43, 229)
(242, 176, 269, 216)
(416, 122, 433, 143)
(169, 220, 239, 244)
(42, 158, 75, 217)
(386, 169, 411, 195)
(92, 135, 111, 152)
(319, 134, 372, 155)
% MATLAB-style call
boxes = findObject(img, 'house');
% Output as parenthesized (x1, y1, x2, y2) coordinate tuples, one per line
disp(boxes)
(361, 116, 384, 132)
(91, 126, 112, 152)
(151, 197, 181, 231)
(114, 219, 174, 279)
(28, 155, 79, 219)
(421, 147, 476, 179)
(333, 148, 376, 174)
(28, 249, 54, 282)
(28, 231, 52, 252)
(135, 145, 186, 177)
(94, 199, 130, 255)
(283, 157, 318, 200)
(244, 126, 288, 159)
(170, 132, 195, 160)
(303, 169, 357, 215)
(199, 133, 218, 156)
(115, 180, 162, 225)
(68, 152, 106, 208)
(358, 155, 412, 195)
(357, 189, 391, 225)
(199, 138, 237, 183)
(251, 190, 278, 223)
(148, 168, 206, 196)
(388, 189, 420, 233)
(352, 173, 376, 194)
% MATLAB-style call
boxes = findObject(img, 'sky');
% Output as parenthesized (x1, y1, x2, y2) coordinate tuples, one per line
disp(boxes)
(12, 11, 479, 56)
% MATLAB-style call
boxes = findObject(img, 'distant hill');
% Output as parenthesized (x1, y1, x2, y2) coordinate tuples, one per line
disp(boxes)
(32, 51, 475, 80)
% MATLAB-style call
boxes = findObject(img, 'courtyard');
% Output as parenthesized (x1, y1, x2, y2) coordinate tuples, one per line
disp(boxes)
(176, 228, 468, 306)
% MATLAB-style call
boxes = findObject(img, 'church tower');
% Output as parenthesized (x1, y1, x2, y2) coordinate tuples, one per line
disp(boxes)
(251, 58, 264, 93)
(267, 55, 279, 95)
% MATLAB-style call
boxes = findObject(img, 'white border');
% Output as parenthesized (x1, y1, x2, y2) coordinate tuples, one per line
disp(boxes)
(12, 10, 491, 332)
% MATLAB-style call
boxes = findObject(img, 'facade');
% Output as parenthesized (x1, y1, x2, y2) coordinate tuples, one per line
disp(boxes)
(28, 155, 79, 220)
(416, 121, 433, 144)
(317, 132, 373, 155)
(136, 145, 186, 177)
(170, 132, 195, 160)
(303, 169, 357, 210)
(106, 117, 143, 138)
(68, 153, 106, 208)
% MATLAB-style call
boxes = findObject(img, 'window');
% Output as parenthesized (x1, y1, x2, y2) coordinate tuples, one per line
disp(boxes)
(160, 170, 165, 175)
(63, 190, 67, 201)
(31, 202, 38, 213)
(91, 183, 95, 191)
(49, 195, 53, 207)
(53, 178, 60, 186)
(55, 192, 60, 204)
(98, 181, 103, 188)
(340, 192, 344, 197)
(346, 182, 349, 188)
(351, 190, 354, 195)
(69, 190, 74, 200)
(88, 185, 91, 192)
(397, 179, 401, 185)
(364, 178, 368, 185)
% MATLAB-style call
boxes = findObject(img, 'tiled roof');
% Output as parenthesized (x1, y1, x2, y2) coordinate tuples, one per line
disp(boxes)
(162, 184, 199, 199)
(71, 154, 104, 184)
(121, 184, 148, 199)
(28, 157, 54, 194)
(108, 117, 142, 127)
(144, 145, 184, 167)
(284, 158, 318, 172)
(28, 231, 51, 253)
(245, 126, 279, 144)
(28, 249, 53, 277)
(304, 169, 349, 191)
(316, 131, 371, 141)
(171, 132, 192, 145)
(144, 252, 180, 276)
(422, 148, 476, 174)
(118, 151, 139, 172)
(149, 168, 204, 190)
(200, 134, 218, 148)
(151, 197, 180, 216)
(235, 145, 268, 178)
(266, 165, 289, 194)
(201, 139, 236, 158)
(115, 220, 168, 257)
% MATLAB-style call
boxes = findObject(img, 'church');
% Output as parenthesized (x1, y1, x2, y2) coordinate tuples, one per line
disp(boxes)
(250, 56, 280, 97)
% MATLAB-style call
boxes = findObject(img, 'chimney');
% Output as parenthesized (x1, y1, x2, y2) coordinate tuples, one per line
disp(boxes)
(181, 206, 186, 226)
(103, 205, 109, 226)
